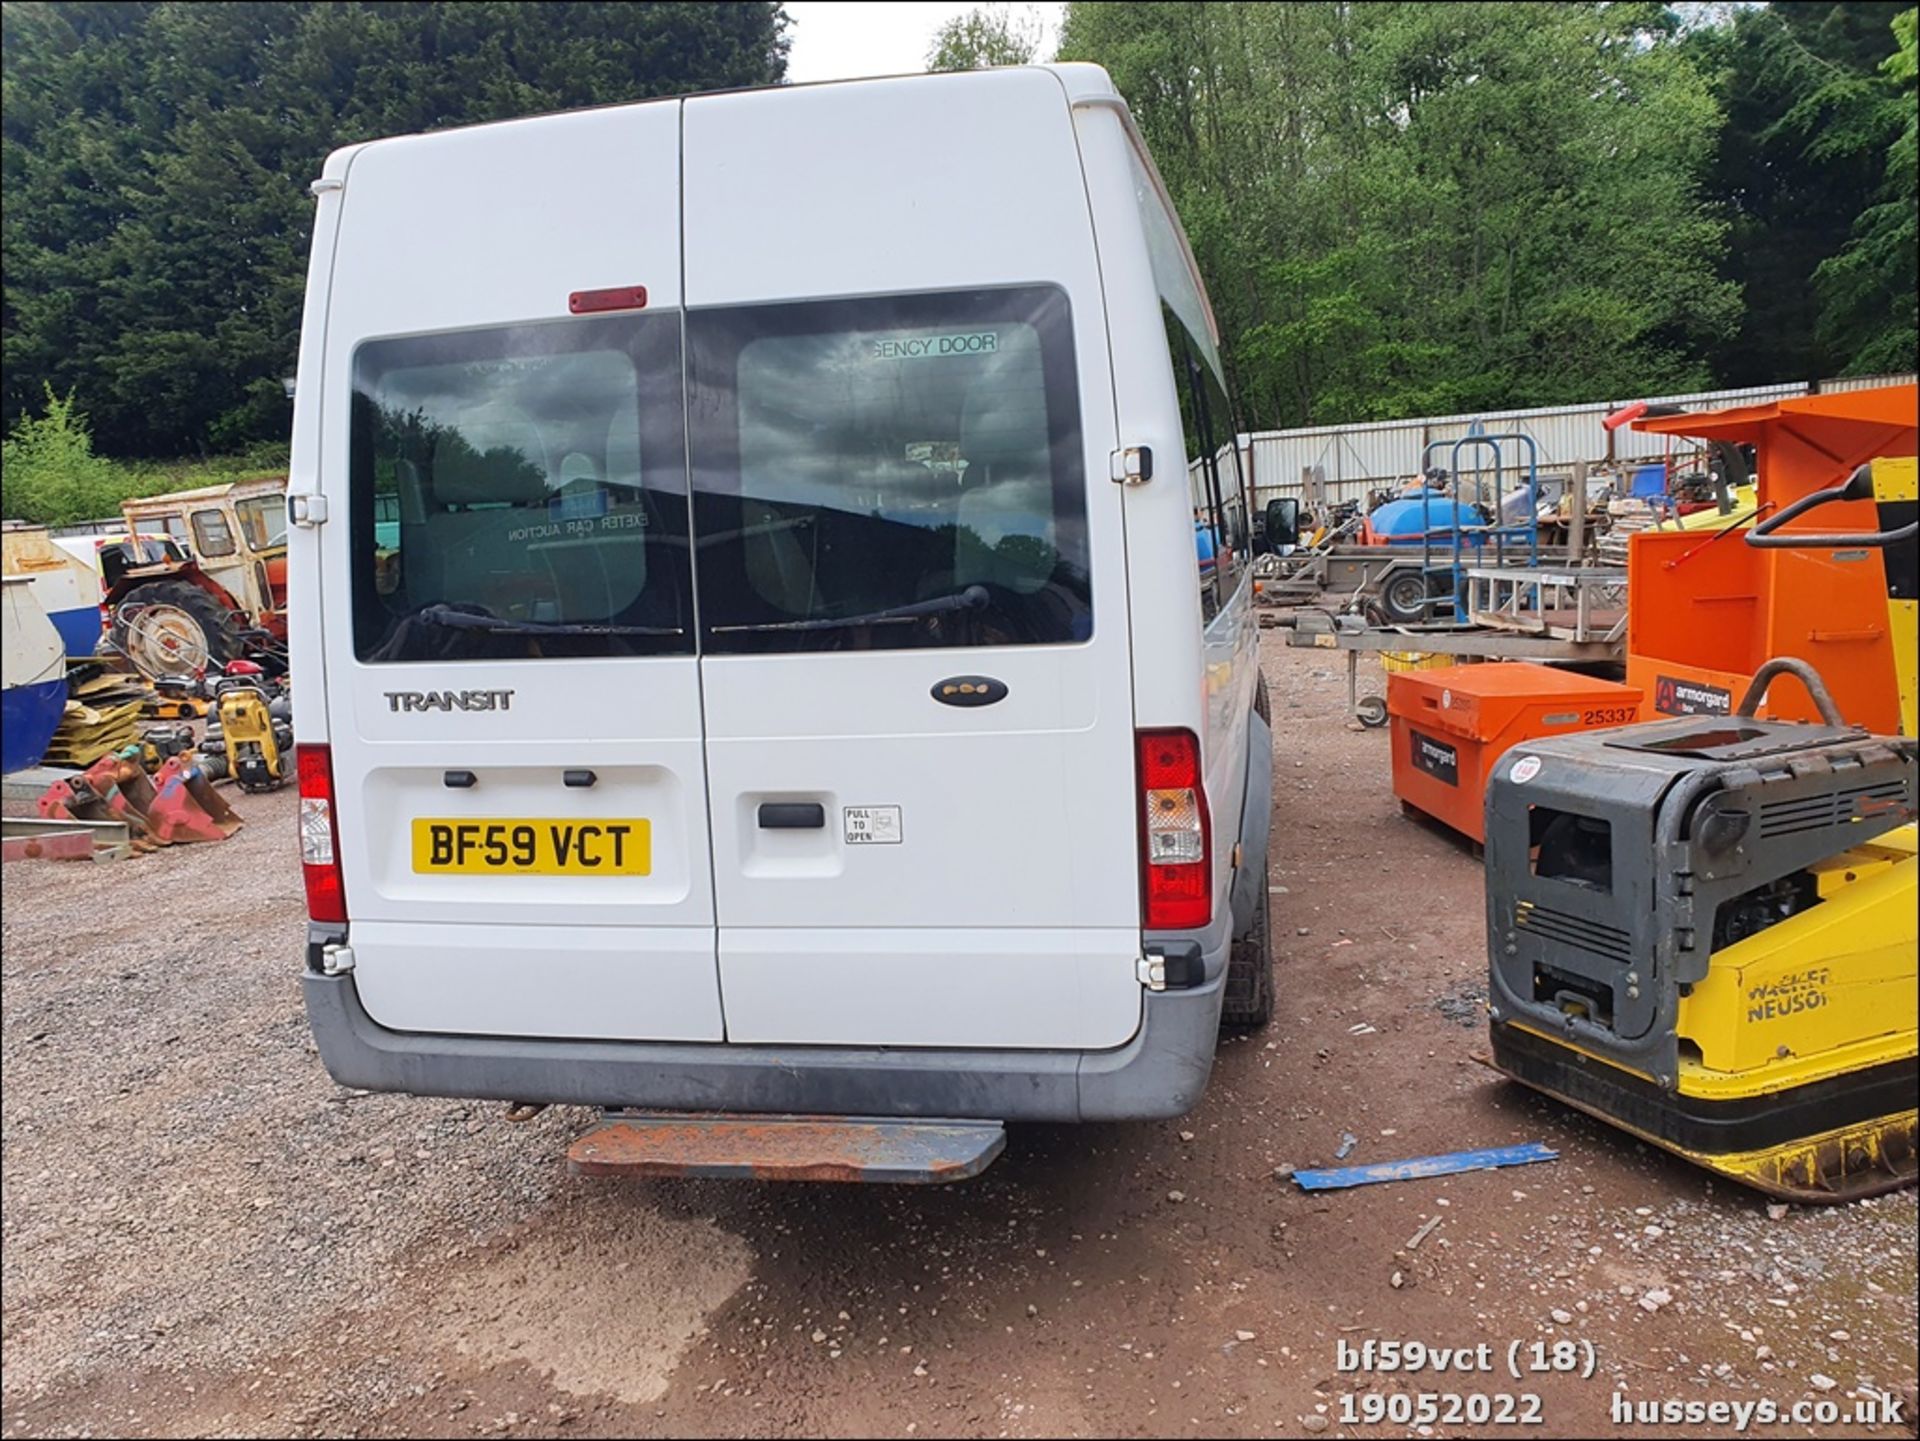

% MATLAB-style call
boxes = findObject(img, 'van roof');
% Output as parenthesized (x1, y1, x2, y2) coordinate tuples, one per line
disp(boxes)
(313, 64, 1217, 349)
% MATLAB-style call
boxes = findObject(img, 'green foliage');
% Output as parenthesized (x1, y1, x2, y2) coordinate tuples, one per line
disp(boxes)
(1, 385, 288, 526)
(1687, 2, 1914, 384)
(927, 5, 1045, 71)
(1, 1, 790, 459)
(1813, 8, 1918, 373)
(1, 387, 126, 527)
(1060, 2, 1740, 428)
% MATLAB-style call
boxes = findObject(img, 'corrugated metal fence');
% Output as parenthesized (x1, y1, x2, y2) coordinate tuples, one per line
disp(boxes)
(1242, 373, 1917, 512)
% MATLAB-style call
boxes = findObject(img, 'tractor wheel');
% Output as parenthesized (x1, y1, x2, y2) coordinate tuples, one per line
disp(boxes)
(1380, 569, 1430, 623)
(112, 582, 245, 679)
(1221, 860, 1274, 1031)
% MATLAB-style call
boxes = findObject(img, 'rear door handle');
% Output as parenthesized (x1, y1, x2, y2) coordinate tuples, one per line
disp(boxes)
(758, 802, 825, 829)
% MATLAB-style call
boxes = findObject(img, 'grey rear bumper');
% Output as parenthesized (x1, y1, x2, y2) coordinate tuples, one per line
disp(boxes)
(302, 966, 1224, 1123)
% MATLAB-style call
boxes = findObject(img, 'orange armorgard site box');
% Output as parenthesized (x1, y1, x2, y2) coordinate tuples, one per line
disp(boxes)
(1387, 663, 1645, 843)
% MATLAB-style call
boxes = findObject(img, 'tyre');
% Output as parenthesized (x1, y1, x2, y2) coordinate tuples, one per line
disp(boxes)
(111, 581, 245, 678)
(1253, 670, 1271, 724)
(1380, 568, 1430, 623)
(1221, 857, 1274, 1030)
(1355, 693, 1389, 728)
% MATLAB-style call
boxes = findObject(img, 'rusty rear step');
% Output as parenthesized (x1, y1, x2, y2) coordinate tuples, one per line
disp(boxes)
(567, 1112, 1006, 1184)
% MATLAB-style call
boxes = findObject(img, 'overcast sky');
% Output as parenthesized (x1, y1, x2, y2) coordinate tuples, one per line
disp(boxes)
(784, 3, 1063, 84)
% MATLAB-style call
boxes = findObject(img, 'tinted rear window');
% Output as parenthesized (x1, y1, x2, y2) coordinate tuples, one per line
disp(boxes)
(688, 286, 1090, 653)
(349, 314, 692, 662)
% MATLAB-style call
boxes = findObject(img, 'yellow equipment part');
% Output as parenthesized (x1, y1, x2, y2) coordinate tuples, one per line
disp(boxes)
(1670, 481, 1761, 532)
(1678, 833, 1917, 1087)
(1499, 838, 1917, 1201)
(1874, 457, 1916, 735)
(217, 687, 287, 791)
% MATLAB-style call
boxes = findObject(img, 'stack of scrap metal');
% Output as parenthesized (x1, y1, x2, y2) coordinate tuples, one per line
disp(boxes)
(43, 668, 156, 767)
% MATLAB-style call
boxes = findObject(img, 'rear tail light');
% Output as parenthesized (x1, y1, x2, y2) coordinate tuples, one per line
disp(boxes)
(1138, 728, 1211, 929)
(296, 743, 347, 924)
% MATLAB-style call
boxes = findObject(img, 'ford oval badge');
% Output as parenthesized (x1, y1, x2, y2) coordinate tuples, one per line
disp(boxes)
(931, 675, 1008, 707)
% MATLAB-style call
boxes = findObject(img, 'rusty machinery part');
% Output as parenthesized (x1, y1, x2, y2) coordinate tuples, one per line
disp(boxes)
(110, 582, 248, 679)
(36, 776, 161, 854)
(503, 1103, 549, 1123)
(143, 755, 243, 844)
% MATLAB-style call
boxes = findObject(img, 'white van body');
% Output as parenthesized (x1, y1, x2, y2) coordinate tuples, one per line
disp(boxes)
(294, 64, 1273, 1125)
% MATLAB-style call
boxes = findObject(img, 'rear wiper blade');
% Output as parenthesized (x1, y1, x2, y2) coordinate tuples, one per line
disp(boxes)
(709, 585, 990, 635)
(413, 604, 684, 637)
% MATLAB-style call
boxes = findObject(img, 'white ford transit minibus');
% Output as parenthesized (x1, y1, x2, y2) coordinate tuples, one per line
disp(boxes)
(291, 64, 1274, 1177)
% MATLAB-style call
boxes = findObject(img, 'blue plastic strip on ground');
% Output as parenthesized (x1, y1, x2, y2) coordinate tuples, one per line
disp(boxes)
(1292, 1141, 1559, 1191)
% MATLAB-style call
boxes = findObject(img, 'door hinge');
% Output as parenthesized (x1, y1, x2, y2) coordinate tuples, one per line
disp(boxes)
(288, 494, 329, 528)
(1137, 954, 1168, 991)
(1110, 445, 1154, 485)
(320, 943, 355, 975)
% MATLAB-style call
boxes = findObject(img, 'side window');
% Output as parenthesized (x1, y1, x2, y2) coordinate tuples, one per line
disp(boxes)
(192, 508, 237, 557)
(235, 496, 287, 551)
(348, 312, 693, 663)
(145, 514, 190, 547)
(1162, 310, 1247, 622)
(1129, 144, 1249, 624)
(688, 285, 1091, 655)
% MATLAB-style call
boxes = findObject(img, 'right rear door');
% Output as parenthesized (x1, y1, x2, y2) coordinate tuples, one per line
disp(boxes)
(682, 74, 1144, 1051)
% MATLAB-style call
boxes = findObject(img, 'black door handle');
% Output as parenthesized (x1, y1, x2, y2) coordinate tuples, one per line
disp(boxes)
(758, 802, 825, 829)
(564, 769, 597, 788)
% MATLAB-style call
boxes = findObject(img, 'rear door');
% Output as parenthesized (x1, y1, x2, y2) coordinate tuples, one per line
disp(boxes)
(317, 103, 723, 1042)
(682, 73, 1142, 1050)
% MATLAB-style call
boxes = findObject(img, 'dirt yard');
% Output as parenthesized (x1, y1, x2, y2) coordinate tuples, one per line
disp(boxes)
(3, 632, 1915, 1439)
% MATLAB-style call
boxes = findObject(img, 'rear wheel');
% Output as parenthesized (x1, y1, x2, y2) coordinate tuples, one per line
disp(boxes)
(112, 582, 245, 678)
(1380, 568, 1430, 623)
(1221, 856, 1274, 1030)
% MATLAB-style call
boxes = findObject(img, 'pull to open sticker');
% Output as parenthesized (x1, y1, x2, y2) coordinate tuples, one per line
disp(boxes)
(844, 805, 903, 844)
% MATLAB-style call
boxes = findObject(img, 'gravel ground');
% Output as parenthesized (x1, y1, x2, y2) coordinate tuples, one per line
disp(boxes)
(2, 631, 1915, 1439)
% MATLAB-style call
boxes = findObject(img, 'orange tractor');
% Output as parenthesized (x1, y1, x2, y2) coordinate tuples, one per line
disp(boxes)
(104, 476, 289, 678)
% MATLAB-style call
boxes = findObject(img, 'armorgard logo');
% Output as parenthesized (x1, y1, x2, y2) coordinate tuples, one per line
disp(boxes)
(1409, 728, 1460, 786)
(384, 689, 514, 713)
(1653, 675, 1732, 716)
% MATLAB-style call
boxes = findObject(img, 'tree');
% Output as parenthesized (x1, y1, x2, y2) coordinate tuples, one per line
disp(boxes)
(1, 2, 790, 459)
(927, 5, 1045, 72)
(1813, 7, 1919, 373)
(1059, 2, 1739, 429)
(1685, 2, 1911, 384)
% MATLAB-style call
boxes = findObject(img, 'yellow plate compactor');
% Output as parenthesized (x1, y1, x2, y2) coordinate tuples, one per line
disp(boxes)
(1486, 454, 1917, 1202)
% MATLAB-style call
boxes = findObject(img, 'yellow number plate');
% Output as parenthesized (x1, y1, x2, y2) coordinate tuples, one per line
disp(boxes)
(411, 818, 651, 875)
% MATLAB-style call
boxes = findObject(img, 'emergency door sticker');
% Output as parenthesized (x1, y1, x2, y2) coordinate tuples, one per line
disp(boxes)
(872, 331, 999, 361)
(1510, 755, 1542, 784)
(1409, 729, 1460, 787)
(1654, 675, 1732, 716)
(844, 805, 903, 844)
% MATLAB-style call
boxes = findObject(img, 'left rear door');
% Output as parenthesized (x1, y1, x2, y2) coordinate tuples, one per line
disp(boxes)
(315, 102, 724, 1043)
